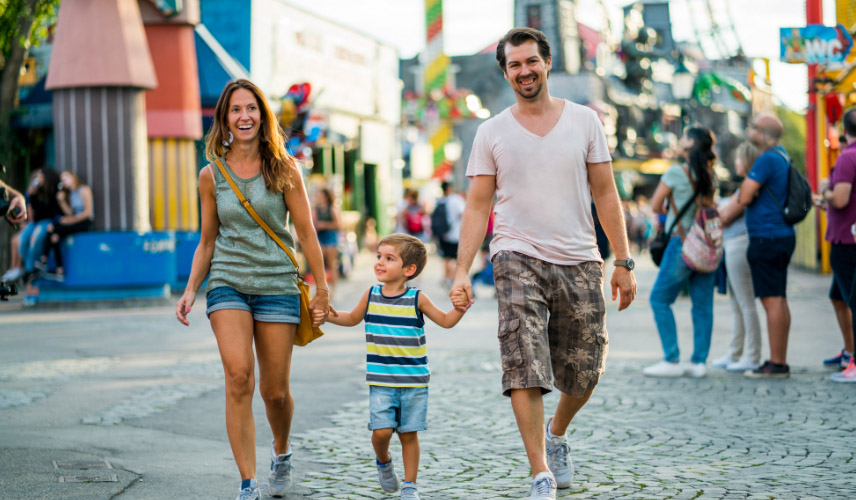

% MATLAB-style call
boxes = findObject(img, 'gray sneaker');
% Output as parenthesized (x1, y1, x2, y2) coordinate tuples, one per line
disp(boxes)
(400, 482, 420, 500)
(545, 417, 573, 488)
(268, 441, 293, 497)
(529, 472, 557, 500)
(235, 483, 261, 500)
(377, 459, 400, 493)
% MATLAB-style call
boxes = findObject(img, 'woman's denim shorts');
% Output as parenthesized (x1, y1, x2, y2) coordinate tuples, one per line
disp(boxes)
(206, 286, 300, 324)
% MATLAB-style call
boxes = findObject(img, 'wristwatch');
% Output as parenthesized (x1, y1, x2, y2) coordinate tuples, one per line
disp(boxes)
(613, 258, 635, 271)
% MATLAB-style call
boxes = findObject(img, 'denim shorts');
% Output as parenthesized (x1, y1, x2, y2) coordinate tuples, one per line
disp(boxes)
(206, 286, 300, 323)
(367, 385, 428, 433)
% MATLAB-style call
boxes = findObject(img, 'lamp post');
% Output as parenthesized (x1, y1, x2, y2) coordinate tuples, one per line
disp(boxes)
(672, 60, 695, 129)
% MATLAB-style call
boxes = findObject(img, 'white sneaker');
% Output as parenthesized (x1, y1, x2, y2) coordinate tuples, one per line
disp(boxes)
(1, 267, 23, 282)
(683, 362, 707, 378)
(643, 361, 686, 377)
(726, 359, 761, 372)
(712, 355, 735, 369)
(528, 471, 557, 500)
(831, 359, 856, 383)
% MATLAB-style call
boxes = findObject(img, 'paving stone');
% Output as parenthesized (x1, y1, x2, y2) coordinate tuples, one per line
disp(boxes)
(288, 349, 856, 498)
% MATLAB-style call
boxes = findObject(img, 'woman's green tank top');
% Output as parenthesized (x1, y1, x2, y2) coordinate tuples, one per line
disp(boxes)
(205, 158, 299, 295)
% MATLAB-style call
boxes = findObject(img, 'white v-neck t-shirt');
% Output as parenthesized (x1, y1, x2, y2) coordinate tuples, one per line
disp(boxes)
(465, 100, 612, 265)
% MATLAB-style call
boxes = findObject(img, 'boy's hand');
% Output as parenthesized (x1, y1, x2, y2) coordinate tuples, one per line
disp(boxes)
(451, 289, 470, 309)
(311, 308, 326, 327)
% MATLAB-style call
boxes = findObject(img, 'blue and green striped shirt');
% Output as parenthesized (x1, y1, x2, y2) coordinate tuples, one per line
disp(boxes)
(364, 285, 429, 387)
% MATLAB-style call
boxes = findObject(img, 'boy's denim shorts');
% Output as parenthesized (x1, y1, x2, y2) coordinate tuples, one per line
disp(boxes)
(367, 385, 428, 433)
(206, 286, 300, 324)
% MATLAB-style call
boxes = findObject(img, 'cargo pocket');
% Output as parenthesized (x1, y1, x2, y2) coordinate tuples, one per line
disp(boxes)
(498, 317, 525, 370)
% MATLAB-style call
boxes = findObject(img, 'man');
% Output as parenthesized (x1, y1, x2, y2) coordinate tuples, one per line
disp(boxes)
(435, 181, 465, 287)
(450, 28, 636, 500)
(736, 115, 796, 378)
(817, 108, 856, 382)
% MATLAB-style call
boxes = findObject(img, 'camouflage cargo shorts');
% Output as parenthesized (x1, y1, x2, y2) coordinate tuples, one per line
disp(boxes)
(492, 251, 608, 398)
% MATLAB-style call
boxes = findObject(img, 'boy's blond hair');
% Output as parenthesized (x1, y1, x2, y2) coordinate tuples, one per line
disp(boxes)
(378, 233, 428, 279)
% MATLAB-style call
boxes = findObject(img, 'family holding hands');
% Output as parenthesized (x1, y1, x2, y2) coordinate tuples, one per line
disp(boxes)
(177, 27, 635, 500)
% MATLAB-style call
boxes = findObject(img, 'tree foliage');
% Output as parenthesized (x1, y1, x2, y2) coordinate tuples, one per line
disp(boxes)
(0, 0, 59, 164)
(776, 105, 806, 175)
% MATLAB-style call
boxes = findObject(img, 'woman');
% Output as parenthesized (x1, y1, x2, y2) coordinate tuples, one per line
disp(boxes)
(175, 79, 330, 500)
(19, 168, 62, 304)
(712, 142, 763, 372)
(312, 187, 340, 297)
(46, 170, 95, 276)
(643, 126, 718, 378)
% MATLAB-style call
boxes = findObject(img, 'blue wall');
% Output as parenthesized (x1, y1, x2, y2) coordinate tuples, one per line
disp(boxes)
(198, 0, 253, 106)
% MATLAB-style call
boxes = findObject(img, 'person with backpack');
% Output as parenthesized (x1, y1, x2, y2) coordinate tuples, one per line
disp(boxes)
(734, 114, 797, 379)
(398, 189, 427, 241)
(433, 181, 465, 288)
(643, 126, 718, 378)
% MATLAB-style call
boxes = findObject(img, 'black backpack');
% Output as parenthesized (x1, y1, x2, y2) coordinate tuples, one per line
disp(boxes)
(764, 150, 812, 226)
(431, 199, 450, 239)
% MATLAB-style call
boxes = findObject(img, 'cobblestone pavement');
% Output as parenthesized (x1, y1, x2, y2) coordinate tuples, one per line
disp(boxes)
(294, 349, 855, 500)
(2, 252, 854, 499)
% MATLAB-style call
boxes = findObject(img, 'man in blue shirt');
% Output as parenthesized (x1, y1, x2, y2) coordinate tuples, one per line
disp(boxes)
(735, 115, 796, 378)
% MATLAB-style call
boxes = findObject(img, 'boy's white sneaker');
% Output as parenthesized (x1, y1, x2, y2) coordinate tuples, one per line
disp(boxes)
(726, 359, 761, 372)
(712, 355, 735, 369)
(683, 362, 707, 378)
(643, 361, 686, 377)
(268, 441, 292, 497)
(377, 459, 400, 493)
(529, 472, 557, 500)
(544, 417, 573, 488)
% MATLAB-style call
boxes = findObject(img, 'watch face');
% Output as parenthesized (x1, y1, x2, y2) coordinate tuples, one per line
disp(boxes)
(626, 259, 635, 270)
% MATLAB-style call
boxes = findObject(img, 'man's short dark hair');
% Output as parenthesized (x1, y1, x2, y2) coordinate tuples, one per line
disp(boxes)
(844, 108, 856, 138)
(441, 181, 452, 194)
(496, 27, 551, 72)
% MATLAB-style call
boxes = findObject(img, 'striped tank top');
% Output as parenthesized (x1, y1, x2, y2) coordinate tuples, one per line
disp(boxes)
(364, 285, 429, 387)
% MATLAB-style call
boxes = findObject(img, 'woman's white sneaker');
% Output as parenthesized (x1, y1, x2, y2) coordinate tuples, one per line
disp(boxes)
(643, 361, 686, 377)
(683, 362, 707, 378)
(726, 359, 761, 372)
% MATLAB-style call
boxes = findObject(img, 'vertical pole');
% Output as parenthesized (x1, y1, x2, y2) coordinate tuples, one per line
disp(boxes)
(806, 0, 822, 193)
(807, 0, 825, 272)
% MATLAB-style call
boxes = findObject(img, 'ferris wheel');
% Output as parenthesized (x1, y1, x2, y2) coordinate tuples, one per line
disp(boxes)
(684, 0, 745, 59)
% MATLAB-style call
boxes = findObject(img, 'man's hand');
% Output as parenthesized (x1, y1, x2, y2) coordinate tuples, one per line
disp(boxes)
(6, 193, 26, 224)
(450, 274, 474, 312)
(611, 267, 636, 311)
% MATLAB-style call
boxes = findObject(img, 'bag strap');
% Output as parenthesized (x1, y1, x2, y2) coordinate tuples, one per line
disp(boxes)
(213, 158, 301, 273)
(664, 164, 700, 238)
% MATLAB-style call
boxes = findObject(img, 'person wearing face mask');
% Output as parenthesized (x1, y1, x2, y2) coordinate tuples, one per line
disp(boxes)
(175, 79, 329, 500)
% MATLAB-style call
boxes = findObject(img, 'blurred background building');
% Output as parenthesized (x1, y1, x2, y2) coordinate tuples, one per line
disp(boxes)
(0, 0, 842, 301)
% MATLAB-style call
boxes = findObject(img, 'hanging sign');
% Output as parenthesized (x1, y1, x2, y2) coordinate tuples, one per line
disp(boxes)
(780, 24, 853, 65)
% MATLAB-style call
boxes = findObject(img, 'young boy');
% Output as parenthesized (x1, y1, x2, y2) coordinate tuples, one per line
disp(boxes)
(326, 233, 468, 500)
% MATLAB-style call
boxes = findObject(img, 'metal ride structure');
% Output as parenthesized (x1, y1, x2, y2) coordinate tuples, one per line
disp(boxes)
(683, 0, 745, 60)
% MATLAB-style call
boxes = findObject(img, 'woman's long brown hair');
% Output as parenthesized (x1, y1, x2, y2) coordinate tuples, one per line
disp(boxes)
(204, 79, 297, 193)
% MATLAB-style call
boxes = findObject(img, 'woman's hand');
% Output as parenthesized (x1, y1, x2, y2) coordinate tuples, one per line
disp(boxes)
(309, 290, 330, 327)
(176, 291, 196, 326)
